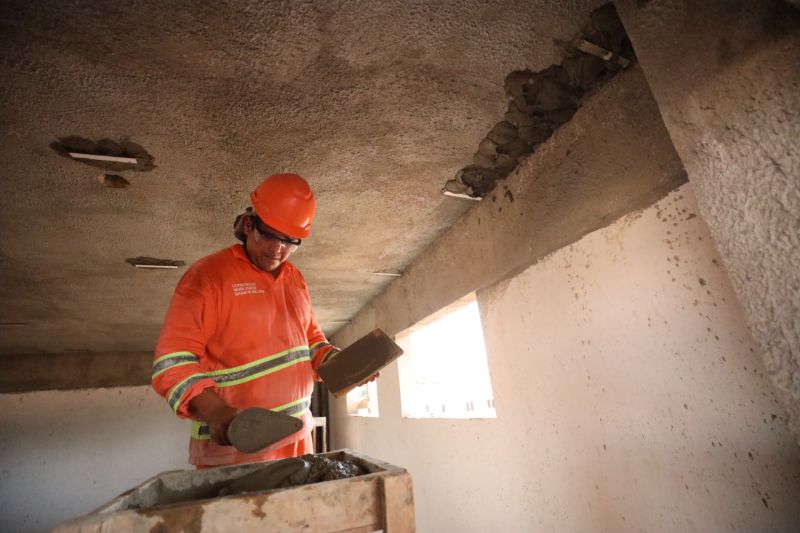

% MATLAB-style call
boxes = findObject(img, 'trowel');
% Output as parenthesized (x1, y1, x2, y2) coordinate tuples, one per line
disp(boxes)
(317, 328, 404, 398)
(227, 407, 304, 454)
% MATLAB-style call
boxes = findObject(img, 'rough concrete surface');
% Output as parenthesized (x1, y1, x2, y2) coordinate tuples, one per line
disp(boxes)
(329, 185, 800, 532)
(615, 0, 800, 443)
(334, 64, 687, 347)
(0, 0, 607, 357)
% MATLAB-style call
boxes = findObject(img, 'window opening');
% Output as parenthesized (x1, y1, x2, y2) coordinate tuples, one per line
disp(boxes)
(396, 294, 496, 419)
(346, 379, 379, 417)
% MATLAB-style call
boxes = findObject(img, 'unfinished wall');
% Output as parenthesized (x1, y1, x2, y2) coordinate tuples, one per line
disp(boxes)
(0, 387, 189, 532)
(332, 65, 686, 348)
(330, 184, 800, 532)
(614, 0, 800, 443)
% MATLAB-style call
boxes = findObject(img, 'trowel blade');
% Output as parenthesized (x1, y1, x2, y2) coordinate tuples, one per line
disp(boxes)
(227, 407, 304, 454)
(318, 328, 404, 398)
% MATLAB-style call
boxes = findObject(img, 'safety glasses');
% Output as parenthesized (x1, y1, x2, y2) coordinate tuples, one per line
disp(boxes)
(252, 217, 302, 247)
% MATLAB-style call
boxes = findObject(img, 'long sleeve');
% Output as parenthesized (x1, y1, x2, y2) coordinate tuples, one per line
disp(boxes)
(152, 265, 218, 418)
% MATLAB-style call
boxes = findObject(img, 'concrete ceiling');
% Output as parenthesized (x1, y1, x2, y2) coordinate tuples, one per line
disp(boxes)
(0, 0, 604, 355)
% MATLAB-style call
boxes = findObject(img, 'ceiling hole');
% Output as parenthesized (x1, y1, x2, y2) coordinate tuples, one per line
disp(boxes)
(51, 136, 155, 171)
(126, 257, 185, 269)
(98, 174, 130, 188)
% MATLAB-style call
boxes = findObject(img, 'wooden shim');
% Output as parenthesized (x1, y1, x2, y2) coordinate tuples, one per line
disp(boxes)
(318, 329, 404, 398)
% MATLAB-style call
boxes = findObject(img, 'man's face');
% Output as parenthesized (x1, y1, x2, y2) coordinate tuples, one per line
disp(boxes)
(243, 216, 300, 274)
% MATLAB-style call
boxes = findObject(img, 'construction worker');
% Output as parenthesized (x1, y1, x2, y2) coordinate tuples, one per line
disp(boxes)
(152, 173, 341, 468)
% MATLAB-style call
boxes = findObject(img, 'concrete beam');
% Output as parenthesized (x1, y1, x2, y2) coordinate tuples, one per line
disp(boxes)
(615, 0, 800, 444)
(0, 352, 151, 393)
(333, 65, 687, 347)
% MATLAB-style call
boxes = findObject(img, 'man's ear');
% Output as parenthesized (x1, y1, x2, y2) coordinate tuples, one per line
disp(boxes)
(233, 212, 253, 243)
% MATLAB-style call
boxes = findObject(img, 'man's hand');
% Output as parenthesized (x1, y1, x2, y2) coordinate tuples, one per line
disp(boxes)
(356, 371, 380, 388)
(188, 389, 238, 446)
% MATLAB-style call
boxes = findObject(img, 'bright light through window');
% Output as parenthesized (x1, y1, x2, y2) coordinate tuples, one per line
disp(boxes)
(346, 379, 379, 417)
(396, 295, 496, 419)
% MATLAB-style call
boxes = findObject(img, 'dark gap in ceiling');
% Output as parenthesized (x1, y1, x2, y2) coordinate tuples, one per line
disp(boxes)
(125, 257, 185, 268)
(445, 3, 635, 198)
(98, 174, 130, 188)
(50, 136, 156, 171)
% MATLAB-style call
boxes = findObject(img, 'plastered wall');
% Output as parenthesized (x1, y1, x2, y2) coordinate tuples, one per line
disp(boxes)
(330, 184, 800, 532)
(0, 386, 189, 532)
(615, 0, 800, 443)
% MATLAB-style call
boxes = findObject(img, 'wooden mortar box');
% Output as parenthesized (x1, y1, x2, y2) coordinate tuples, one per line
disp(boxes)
(54, 450, 415, 533)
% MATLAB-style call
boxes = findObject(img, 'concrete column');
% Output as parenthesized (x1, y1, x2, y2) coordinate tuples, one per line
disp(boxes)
(615, 0, 800, 441)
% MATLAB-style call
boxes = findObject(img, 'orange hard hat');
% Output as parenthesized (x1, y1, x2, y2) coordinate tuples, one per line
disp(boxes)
(249, 173, 316, 239)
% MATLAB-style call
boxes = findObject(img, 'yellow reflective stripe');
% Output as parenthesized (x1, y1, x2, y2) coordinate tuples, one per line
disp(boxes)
(215, 356, 310, 388)
(153, 351, 195, 366)
(152, 360, 195, 379)
(206, 346, 309, 377)
(166, 347, 312, 414)
(323, 348, 341, 363)
(153, 352, 200, 379)
(191, 420, 210, 440)
(167, 373, 208, 413)
(272, 397, 310, 412)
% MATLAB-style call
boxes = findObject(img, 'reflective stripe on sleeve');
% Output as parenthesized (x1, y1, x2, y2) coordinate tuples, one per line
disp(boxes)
(167, 373, 208, 413)
(321, 348, 341, 363)
(152, 351, 199, 379)
(310, 341, 332, 359)
(311, 341, 341, 364)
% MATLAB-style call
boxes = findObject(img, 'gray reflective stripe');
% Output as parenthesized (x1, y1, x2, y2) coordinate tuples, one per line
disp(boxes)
(167, 374, 208, 413)
(282, 398, 312, 417)
(322, 348, 341, 363)
(211, 349, 310, 386)
(311, 341, 332, 359)
(312, 342, 342, 364)
(197, 424, 210, 436)
(152, 353, 199, 376)
(310, 342, 330, 357)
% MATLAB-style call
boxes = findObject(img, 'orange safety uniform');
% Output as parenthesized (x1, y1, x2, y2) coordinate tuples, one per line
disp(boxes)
(152, 244, 339, 467)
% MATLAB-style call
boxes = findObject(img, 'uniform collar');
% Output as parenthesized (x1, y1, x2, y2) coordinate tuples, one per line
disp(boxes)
(230, 244, 292, 280)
